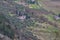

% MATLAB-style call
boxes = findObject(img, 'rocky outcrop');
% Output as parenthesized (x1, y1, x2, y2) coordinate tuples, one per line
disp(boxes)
(0, 33, 12, 40)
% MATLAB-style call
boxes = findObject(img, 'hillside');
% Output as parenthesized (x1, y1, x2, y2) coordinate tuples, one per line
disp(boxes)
(0, 0, 60, 40)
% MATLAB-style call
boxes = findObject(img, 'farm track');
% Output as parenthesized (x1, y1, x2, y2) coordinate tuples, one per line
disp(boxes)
(39, 0, 60, 13)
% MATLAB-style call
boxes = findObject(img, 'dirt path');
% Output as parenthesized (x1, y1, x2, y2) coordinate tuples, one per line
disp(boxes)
(39, 0, 60, 13)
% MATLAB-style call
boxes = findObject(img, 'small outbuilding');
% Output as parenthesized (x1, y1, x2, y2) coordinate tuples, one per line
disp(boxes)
(54, 14, 60, 20)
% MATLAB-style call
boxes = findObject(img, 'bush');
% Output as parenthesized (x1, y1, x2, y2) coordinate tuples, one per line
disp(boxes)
(0, 14, 14, 39)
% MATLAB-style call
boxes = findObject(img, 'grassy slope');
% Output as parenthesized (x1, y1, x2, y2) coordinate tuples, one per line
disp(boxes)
(23, 1, 60, 40)
(24, 0, 60, 40)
